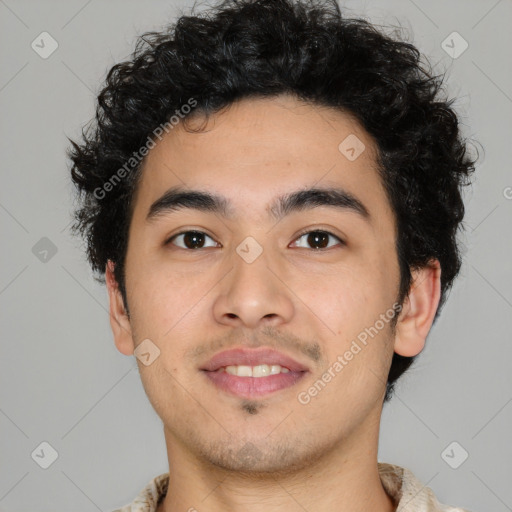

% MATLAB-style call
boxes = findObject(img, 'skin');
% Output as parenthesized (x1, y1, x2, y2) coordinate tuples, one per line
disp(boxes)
(106, 94, 441, 512)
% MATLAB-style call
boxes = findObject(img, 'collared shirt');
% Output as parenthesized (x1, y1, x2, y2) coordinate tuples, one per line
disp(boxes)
(113, 462, 472, 511)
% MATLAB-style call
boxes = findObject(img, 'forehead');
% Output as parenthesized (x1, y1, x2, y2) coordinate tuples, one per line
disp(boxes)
(133, 94, 390, 221)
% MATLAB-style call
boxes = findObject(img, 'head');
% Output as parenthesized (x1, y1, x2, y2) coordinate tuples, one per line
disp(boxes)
(68, 0, 476, 473)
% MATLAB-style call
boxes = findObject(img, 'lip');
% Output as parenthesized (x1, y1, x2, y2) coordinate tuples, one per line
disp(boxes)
(200, 347, 310, 373)
(200, 347, 310, 399)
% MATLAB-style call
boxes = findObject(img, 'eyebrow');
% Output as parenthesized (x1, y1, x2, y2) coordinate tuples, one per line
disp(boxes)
(146, 185, 370, 223)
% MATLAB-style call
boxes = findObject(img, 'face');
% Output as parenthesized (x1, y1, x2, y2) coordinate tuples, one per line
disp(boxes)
(112, 94, 409, 473)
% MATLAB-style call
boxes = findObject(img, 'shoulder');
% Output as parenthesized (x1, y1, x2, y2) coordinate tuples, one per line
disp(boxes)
(378, 462, 474, 512)
(111, 473, 170, 512)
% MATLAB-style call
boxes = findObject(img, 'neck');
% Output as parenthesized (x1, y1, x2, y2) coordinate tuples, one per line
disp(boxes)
(157, 413, 395, 512)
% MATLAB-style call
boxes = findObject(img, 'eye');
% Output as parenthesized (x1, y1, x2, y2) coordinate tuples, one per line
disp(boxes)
(167, 230, 219, 250)
(290, 230, 344, 250)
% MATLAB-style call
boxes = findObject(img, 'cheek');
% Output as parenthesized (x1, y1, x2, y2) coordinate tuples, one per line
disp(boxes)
(292, 261, 392, 333)
(290, 259, 398, 380)
(126, 258, 210, 342)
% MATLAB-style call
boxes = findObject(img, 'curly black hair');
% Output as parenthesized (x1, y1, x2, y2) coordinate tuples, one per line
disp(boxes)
(68, 0, 478, 402)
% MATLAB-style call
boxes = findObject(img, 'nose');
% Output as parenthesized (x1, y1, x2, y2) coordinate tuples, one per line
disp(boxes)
(212, 245, 295, 329)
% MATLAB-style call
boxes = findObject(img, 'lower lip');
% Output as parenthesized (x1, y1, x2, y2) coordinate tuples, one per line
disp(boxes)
(202, 370, 307, 398)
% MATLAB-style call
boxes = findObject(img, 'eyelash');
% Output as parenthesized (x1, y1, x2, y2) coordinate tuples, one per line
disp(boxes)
(166, 229, 345, 251)
(293, 228, 345, 249)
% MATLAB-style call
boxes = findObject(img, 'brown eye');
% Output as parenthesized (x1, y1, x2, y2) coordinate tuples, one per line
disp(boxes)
(168, 231, 218, 249)
(291, 230, 343, 250)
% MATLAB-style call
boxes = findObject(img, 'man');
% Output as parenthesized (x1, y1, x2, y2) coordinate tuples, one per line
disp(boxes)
(68, 0, 477, 510)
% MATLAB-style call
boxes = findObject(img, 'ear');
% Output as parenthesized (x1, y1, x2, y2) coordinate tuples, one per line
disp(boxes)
(394, 259, 441, 357)
(106, 260, 135, 356)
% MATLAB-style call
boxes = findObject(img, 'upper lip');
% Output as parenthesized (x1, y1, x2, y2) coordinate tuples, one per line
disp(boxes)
(200, 347, 310, 373)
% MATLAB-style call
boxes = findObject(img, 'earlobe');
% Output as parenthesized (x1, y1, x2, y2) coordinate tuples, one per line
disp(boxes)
(394, 260, 442, 357)
(106, 260, 135, 356)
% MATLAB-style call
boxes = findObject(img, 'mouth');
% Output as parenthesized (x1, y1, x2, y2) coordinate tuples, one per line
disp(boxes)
(200, 347, 309, 399)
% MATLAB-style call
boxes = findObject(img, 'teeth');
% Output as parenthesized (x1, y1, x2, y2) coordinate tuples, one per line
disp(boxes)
(220, 364, 291, 377)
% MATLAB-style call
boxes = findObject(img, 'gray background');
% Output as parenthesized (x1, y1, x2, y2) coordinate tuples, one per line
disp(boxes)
(1, 0, 511, 510)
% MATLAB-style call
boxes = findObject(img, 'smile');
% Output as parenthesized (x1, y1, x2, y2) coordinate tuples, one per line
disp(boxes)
(215, 364, 291, 377)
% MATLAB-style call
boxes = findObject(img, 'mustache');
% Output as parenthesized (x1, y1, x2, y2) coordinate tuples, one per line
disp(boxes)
(186, 325, 323, 365)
